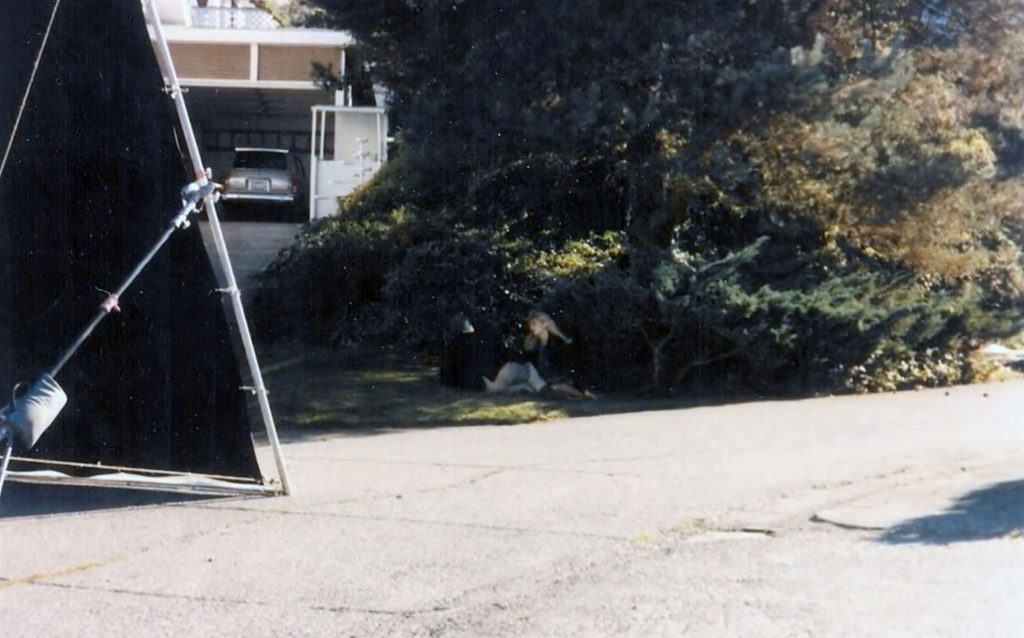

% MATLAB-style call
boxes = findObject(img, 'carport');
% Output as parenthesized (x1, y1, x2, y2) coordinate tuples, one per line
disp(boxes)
(184, 88, 329, 180)
(151, 0, 386, 218)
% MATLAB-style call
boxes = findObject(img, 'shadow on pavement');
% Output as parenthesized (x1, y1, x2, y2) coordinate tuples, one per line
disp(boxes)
(878, 479, 1024, 545)
(0, 483, 219, 519)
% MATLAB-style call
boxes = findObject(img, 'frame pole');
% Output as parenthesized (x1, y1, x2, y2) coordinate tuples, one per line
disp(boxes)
(141, 0, 292, 495)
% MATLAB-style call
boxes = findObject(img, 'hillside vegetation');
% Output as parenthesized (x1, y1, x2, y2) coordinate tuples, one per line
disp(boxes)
(253, 0, 1024, 397)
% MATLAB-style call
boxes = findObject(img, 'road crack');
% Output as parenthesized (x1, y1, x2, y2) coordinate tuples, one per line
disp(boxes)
(12, 579, 443, 617)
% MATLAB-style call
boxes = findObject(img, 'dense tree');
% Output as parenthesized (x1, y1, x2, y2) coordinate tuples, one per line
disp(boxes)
(304, 0, 825, 232)
(253, 0, 1024, 396)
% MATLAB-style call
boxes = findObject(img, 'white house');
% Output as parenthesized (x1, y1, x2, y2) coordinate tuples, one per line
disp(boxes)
(149, 0, 388, 219)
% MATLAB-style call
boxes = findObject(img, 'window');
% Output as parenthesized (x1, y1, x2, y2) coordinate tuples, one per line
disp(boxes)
(233, 151, 288, 170)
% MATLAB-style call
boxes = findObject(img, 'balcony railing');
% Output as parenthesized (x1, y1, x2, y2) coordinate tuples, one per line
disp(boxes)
(193, 6, 279, 29)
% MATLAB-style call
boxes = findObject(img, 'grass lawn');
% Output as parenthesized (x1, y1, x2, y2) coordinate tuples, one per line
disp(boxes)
(251, 340, 1022, 438)
(252, 341, 691, 435)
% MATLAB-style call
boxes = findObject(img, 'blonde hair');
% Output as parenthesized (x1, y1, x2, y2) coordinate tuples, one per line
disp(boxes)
(523, 310, 572, 351)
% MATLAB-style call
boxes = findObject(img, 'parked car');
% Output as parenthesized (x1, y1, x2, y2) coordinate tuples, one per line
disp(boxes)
(220, 147, 306, 220)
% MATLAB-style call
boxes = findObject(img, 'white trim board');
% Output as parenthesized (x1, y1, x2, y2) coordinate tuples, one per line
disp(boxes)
(150, 24, 355, 47)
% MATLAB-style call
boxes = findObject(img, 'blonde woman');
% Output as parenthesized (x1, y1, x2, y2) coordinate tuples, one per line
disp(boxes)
(483, 310, 594, 399)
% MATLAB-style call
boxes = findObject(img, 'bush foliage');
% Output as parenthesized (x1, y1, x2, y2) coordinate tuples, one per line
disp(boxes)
(252, 0, 1024, 398)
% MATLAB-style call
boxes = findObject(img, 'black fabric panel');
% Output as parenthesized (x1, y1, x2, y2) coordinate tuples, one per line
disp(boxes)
(0, 0, 259, 479)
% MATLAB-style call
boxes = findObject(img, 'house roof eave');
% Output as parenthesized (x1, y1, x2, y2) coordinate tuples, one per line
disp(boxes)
(152, 24, 355, 47)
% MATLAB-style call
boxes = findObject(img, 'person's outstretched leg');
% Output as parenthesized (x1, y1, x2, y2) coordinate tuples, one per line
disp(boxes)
(483, 362, 531, 393)
(525, 363, 547, 392)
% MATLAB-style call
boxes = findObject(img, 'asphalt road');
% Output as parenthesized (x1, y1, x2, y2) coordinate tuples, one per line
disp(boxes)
(0, 380, 1021, 637)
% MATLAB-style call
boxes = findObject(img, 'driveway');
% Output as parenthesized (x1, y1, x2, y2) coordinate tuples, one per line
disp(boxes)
(198, 221, 303, 289)
(0, 381, 1020, 636)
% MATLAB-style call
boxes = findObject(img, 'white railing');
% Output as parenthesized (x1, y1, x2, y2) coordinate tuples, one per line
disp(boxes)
(193, 6, 279, 29)
(309, 104, 388, 220)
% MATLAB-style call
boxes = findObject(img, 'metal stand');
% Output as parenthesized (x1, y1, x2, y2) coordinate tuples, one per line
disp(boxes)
(141, 0, 291, 495)
(50, 183, 214, 377)
(0, 426, 13, 500)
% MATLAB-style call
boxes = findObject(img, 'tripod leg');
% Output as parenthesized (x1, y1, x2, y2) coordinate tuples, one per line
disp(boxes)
(0, 426, 14, 500)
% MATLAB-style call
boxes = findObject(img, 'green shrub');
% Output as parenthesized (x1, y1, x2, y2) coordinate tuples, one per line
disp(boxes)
(250, 216, 405, 342)
(381, 236, 516, 352)
(509, 230, 627, 281)
(539, 238, 1022, 396)
(252, 213, 1021, 398)
(251, 210, 1019, 399)
(250, 232, 395, 343)
(534, 259, 655, 392)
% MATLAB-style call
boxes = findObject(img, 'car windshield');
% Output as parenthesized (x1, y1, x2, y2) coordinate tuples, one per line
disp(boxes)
(233, 151, 288, 170)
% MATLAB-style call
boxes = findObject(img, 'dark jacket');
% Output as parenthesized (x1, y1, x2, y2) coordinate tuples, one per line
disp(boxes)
(528, 336, 575, 386)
